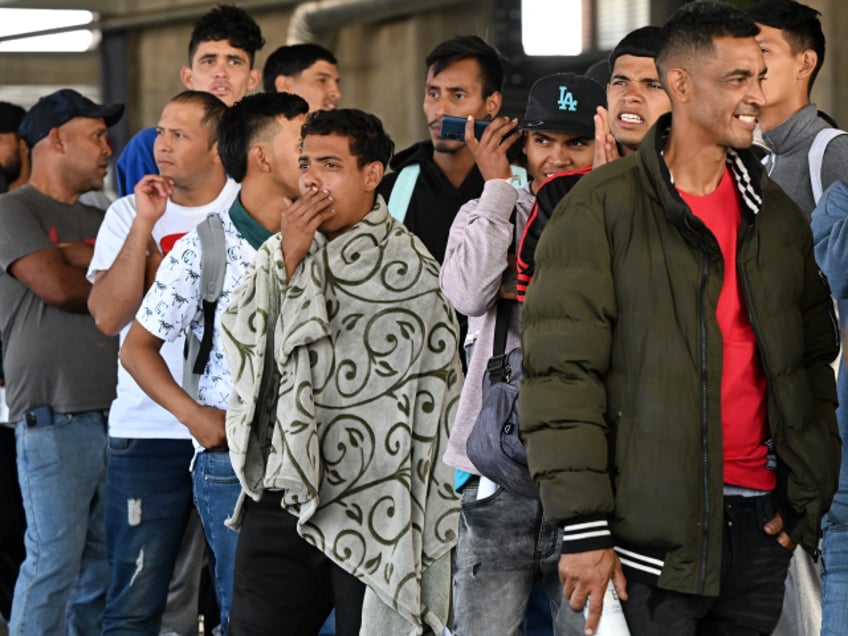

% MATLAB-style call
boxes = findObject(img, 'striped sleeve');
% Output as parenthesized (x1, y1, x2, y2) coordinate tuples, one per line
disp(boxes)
(561, 515, 614, 553)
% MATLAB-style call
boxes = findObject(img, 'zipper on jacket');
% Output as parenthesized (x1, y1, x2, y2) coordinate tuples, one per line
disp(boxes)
(691, 222, 711, 595)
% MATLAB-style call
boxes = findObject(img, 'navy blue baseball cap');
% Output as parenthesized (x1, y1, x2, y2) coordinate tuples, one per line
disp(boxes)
(520, 72, 605, 138)
(19, 89, 124, 148)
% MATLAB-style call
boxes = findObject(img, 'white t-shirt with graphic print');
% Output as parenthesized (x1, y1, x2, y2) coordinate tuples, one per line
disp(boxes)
(88, 178, 240, 439)
(135, 206, 259, 449)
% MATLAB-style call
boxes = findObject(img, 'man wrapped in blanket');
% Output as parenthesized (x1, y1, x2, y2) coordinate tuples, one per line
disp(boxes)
(221, 108, 462, 636)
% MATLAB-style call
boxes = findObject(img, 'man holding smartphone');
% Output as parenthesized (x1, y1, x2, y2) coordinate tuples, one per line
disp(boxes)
(377, 34, 505, 265)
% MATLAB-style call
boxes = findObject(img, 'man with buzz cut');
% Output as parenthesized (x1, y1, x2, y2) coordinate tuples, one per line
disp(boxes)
(87, 89, 238, 635)
(0, 88, 124, 636)
(520, 2, 840, 634)
(116, 4, 264, 197)
(120, 91, 311, 635)
(263, 43, 342, 112)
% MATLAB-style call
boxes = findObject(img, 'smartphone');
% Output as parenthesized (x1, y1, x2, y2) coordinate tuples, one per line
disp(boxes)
(439, 115, 491, 142)
(25, 405, 54, 428)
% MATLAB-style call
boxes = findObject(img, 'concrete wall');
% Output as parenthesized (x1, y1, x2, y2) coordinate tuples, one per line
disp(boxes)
(130, 1, 488, 151)
(808, 0, 848, 126)
(1, 0, 847, 144)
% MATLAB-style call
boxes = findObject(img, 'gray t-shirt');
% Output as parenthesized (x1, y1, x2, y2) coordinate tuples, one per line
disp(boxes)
(0, 185, 117, 422)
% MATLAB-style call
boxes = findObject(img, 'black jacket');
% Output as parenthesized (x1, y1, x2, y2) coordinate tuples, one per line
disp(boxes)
(378, 141, 484, 264)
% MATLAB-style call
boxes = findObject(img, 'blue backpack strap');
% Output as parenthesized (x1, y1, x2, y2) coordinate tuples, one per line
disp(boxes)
(808, 128, 848, 204)
(510, 165, 528, 188)
(388, 163, 524, 223)
(387, 163, 420, 222)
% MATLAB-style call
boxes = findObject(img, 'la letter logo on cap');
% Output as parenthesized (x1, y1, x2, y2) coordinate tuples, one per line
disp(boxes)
(558, 86, 578, 112)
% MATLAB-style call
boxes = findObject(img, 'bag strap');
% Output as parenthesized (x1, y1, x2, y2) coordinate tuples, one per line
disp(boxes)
(388, 163, 420, 221)
(510, 165, 528, 188)
(809, 127, 848, 204)
(388, 163, 528, 222)
(193, 212, 227, 374)
(487, 207, 519, 380)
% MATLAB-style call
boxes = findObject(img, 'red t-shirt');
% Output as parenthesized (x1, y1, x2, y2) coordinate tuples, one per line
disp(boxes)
(679, 168, 774, 491)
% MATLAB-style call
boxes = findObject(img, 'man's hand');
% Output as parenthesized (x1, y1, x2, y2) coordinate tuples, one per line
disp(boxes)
(56, 241, 95, 268)
(183, 405, 228, 450)
(465, 116, 523, 182)
(560, 548, 628, 636)
(764, 512, 796, 550)
(134, 174, 173, 226)
(280, 187, 334, 280)
(593, 106, 620, 169)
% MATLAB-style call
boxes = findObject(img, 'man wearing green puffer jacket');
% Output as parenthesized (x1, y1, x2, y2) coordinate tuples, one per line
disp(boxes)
(519, 2, 841, 635)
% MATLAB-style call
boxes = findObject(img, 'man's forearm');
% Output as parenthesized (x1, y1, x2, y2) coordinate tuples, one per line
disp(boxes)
(120, 324, 198, 426)
(89, 219, 157, 335)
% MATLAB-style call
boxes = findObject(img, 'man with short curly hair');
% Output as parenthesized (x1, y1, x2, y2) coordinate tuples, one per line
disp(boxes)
(115, 4, 265, 197)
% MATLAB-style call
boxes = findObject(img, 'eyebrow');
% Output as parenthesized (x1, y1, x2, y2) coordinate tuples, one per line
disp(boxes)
(197, 52, 246, 63)
(611, 73, 660, 83)
(728, 65, 755, 78)
(424, 82, 470, 92)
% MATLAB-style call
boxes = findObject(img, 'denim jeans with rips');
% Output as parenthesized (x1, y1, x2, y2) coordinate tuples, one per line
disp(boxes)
(192, 450, 240, 634)
(101, 437, 195, 635)
(452, 477, 583, 636)
(10, 410, 109, 636)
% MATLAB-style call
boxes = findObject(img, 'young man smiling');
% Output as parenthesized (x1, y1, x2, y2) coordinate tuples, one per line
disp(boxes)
(115, 4, 264, 197)
(520, 2, 840, 634)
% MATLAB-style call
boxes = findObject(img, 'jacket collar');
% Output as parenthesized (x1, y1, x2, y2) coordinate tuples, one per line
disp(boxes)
(639, 112, 765, 229)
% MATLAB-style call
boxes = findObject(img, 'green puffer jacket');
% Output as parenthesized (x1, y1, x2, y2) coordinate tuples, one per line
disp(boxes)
(519, 114, 840, 597)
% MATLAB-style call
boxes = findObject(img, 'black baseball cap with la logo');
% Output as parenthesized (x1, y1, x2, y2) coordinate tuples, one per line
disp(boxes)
(520, 72, 606, 138)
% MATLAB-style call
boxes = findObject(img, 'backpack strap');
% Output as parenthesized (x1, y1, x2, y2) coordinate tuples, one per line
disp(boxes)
(809, 128, 848, 204)
(510, 165, 528, 188)
(182, 213, 226, 398)
(388, 163, 420, 222)
(387, 163, 528, 223)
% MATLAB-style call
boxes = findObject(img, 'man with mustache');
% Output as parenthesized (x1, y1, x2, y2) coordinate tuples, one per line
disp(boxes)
(0, 88, 124, 635)
(87, 90, 238, 636)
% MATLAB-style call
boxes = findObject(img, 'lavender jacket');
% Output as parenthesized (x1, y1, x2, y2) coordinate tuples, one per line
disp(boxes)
(440, 179, 534, 474)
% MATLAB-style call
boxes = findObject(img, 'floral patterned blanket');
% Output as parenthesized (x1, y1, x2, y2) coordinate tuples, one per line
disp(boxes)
(221, 199, 461, 633)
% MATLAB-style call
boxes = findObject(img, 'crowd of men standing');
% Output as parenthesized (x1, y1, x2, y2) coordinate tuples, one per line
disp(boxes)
(1, 1, 848, 635)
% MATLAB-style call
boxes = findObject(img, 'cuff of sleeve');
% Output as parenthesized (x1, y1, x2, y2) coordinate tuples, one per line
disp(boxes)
(561, 515, 614, 554)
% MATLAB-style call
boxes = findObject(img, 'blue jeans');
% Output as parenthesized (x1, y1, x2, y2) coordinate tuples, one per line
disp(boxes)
(10, 410, 109, 636)
(452, 478, 583, 636)
(822, 357, 848, 635)
(101, 437, 194, 635)
(193, 450, 240, 634)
